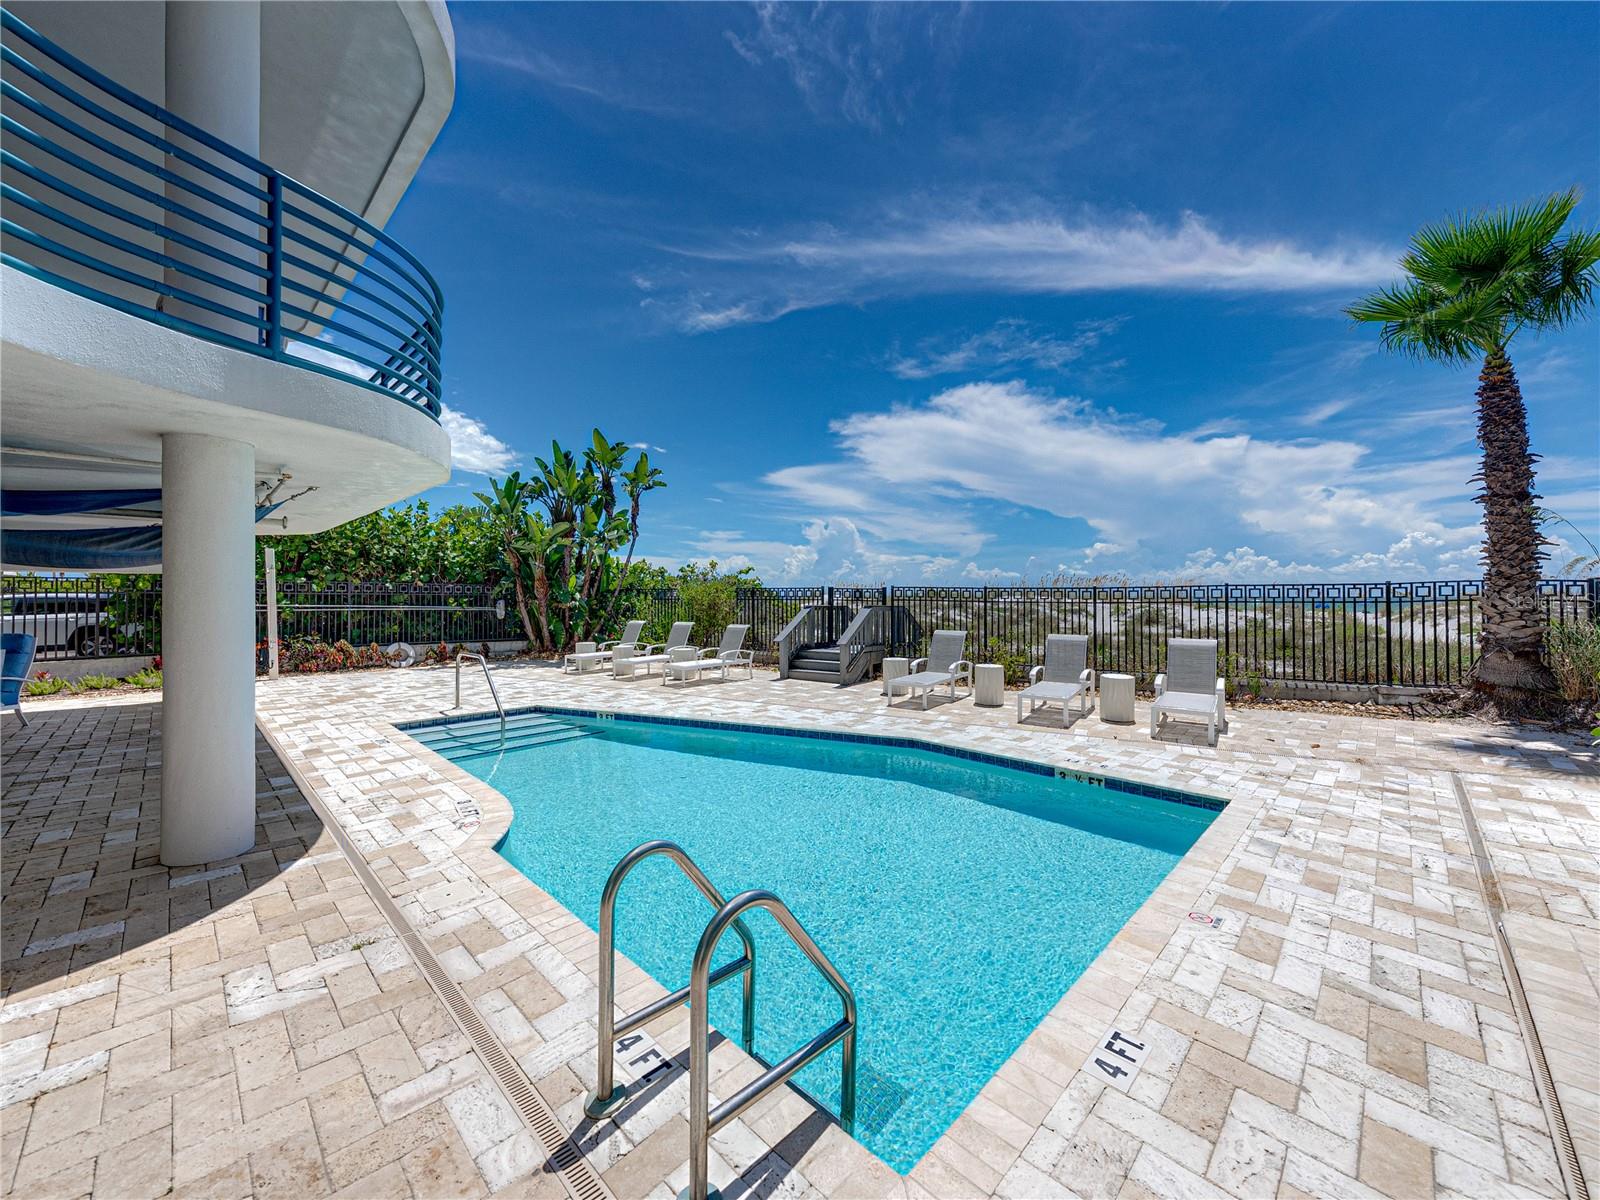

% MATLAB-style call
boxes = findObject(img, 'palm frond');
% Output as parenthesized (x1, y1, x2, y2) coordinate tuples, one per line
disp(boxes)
(1350, 187, 1597, 361)
(1345, 280, 1500, 361)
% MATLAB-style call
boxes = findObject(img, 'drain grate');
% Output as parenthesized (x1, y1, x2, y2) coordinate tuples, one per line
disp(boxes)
(259, 721, 615, 1200)
(1451, 772, 1588, 1200)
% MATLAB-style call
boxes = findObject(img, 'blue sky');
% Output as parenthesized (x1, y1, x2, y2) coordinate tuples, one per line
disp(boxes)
(386, 1, 1599, 583)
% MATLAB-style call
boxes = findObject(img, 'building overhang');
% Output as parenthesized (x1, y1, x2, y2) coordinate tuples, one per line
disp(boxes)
(1, 266, 451, 543)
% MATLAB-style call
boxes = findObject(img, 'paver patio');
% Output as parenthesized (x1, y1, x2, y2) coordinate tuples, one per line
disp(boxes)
(3, 663, 1596, 1200)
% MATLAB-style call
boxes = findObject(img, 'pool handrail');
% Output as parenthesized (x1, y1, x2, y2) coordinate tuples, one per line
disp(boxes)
(453, 651, 503, 719)
(684, 889, 856, 1200)
(583, 840, 757, 1121)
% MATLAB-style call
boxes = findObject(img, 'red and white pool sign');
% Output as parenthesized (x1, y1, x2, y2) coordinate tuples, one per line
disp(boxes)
(1187, 911, 1225, 929)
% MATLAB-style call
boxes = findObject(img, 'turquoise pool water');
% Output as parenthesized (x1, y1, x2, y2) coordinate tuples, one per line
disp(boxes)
(409, 710, 1218, 1172)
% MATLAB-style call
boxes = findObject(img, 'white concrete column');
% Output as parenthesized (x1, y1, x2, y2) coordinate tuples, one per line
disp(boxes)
(163, 1, 262, 339)
(160, 432, 257, 867)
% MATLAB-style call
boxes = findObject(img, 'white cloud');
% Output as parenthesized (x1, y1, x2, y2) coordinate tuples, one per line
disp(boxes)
(693, 519, 977, 584)
(722, 3, 965, 130)
(440, 406, 518, 475)
(284, 338, 365, 377)
(1298, 396, 1359, 425)
(819, 380, 1415, 553)
(650, 205, 1399, 332)
(458, 38, 684, 116)
(961, 562, 1022, 581)
(724, 379, 1498, 583)
(1159, 530, 1504, 582)
(888, 318, 1125, 380)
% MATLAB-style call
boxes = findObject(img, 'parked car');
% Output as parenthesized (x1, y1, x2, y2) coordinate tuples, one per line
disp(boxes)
(0, 593, 138, 657)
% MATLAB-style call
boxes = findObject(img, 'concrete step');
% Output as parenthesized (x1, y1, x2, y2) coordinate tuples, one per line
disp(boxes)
(787, 668, 842, 683)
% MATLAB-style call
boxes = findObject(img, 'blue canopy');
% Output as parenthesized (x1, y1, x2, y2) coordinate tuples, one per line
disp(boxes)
(0, 526, 165, 570)
(1, 503, 286, 569)
(1, 489, 162, 516)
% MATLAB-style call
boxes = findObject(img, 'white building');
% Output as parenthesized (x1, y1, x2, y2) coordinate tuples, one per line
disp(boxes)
(1, 1, 455, 864)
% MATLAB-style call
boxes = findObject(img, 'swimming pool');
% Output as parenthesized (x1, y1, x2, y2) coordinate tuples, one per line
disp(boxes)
(408, 708, 1221, 1173)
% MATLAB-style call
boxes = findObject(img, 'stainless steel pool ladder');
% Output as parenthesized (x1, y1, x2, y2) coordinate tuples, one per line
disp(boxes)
(453, 651, 504, 719)
(584, 841, 858, 1200)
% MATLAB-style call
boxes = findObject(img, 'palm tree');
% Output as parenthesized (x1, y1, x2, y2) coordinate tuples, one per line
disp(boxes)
(1346, 189, 1599, 715)
(474, 474, 541, 649)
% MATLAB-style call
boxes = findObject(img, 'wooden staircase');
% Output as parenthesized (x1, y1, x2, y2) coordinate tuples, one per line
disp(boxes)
(776, 605, 920, 686)
(787, 644, 844, 683)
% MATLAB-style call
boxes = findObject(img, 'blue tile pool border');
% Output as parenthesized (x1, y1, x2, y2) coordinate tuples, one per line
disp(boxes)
(397, 705, 1229, 815)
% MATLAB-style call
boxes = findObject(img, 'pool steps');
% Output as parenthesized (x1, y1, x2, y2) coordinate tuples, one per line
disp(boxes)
(583, 840, 857, 1200)
(411, 718, 593, 761)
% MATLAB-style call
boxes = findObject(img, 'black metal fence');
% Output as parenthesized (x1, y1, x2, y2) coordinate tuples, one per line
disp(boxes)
(5, 575, 1595, 687)
(1, 578, 517, 662)
(732, 580, 1599, 687)
(262, 582, 519, 650)
(0, 578, 162, 661)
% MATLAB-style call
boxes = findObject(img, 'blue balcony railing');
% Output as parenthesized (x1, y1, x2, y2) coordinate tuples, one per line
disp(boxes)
(0, 8, 443, 419)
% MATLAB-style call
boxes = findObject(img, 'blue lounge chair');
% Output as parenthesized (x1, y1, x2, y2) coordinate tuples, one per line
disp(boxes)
(2, 633, 39, 727)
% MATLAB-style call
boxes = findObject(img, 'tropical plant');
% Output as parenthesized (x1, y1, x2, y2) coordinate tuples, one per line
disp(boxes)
(1346, 188, 1599, 714)
(477, 476, 547, 648)
(1536, 508, 1600, 577)
(23, 671, 67, 696)
(479, 431, 666, 653)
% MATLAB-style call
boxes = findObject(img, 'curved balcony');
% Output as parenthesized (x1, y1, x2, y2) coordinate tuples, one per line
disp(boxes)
(0, 7, 443, 419)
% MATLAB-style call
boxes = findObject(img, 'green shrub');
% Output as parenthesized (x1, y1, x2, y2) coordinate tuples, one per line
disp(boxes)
(22, 672, 67, 696)
(1547, 620, 1600, 702)
(983, 638, 1032, 686)
(673, 561, 760, 647)
(126, 668, 162, 690)
(74, 673, 121, 690)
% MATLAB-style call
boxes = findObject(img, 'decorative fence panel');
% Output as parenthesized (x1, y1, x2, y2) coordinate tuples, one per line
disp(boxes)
(630, 588, 696, 644)
(0, 577, 161, 660)
(728, 578, 1599, 687)
(4, 575, 1595, 685)
(738, 587, 826, 661)
(261, 583, 518, 651)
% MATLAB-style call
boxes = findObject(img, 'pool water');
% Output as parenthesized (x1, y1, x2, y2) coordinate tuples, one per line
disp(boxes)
(410, 711, 1219, 1172)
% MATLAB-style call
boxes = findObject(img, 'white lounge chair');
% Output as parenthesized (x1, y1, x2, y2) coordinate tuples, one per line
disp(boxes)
(1151, 638, 1228, 746)
(887, 629, 972, 709)
(620, 621, 695, 677)
(663, 624, 753, 686)
(1017, 634, 1095, 727)
(564, 620, 646, 674)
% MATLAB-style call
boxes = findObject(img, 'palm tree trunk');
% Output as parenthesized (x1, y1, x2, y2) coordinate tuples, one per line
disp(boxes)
(503, 544, 539, 650)
(530, 571, 554, 652)
(1469, 347, 1558, 706)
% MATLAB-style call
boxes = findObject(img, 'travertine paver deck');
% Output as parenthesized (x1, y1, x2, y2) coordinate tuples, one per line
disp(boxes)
(1, 699, 558, 1200)
(4, 663, 1597, 1200)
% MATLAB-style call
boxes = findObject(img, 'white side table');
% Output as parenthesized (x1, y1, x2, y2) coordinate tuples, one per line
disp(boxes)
(612, 645, 636, 679)
(669, 646, 698, 663)
(974, 663, 1005, 707)
(881, 656, 909, 696)
(1100, 673, 1136, 724)
(574, 640, 597, 672)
